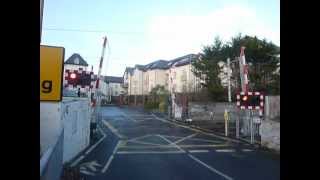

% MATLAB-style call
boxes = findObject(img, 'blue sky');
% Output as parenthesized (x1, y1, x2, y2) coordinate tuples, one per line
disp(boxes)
(42, 0, 280, 77)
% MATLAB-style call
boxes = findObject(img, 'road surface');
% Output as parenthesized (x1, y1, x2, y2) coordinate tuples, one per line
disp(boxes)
(71, 106, 279, 180)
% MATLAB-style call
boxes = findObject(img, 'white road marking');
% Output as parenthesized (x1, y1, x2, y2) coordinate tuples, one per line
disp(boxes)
(90, 161, 102, 167)
(101, 156, 114, 173)
(130, 115, 154, 117)
(157, 135, 185, 152)
(80, 169, 96, 176)
(116, 151, 185, 154)
(126, 134, 155, 142)
(85, 135, 106, 155)
(188, 154, 234, 180)
(173, 133, 198, 144)
(128, 140, 166, 146)
(189, 150, 210, 153)
(215, 149, 236, 153)
(78, 161, 103, 176)
(161, 135, 223, 144)
(70, 156, 85, 167)
(98, 126, 106, 136)
(158, 134, 233, 180)
(151, 114, 241, 144)
(103, 120, 124, 139)
(87, 164, 97, 172)
(160, 135, 186, 139)
(80, 161, 102, 172)
(121, 113, 140, 122)
(242, 149, 253, 152)
(118, 144, 229, 149)
(101, 140, 121, 173)
(70, 132, 106, 167)
(186, 137, 223, 144)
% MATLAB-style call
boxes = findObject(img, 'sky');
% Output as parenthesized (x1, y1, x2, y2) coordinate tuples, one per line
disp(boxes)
(41, 0, 280, 77)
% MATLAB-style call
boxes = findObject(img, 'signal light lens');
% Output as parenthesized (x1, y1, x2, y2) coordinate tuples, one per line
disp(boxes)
(70, 73, 77, 79)
(242, 95, 248, 101)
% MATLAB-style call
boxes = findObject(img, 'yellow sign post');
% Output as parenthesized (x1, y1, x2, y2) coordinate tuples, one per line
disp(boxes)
(40, 45, 65, 101)
(224, 109, 229, 137)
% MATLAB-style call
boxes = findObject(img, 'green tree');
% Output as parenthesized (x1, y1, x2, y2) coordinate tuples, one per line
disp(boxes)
(229, 35, 280, 94)
(192, 37, 228, 101)
(192, 34, 280, 100)
(145, 85, 169, 112)
(150, 85, 169, 96)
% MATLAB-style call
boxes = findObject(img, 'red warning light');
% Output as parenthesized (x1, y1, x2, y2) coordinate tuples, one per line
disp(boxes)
(70, 73, 77, 79)
(242, 95, 248, 101)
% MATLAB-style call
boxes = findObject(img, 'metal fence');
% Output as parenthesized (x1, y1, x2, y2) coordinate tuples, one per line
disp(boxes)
(229, 110, 261, 144)
(40, 129, 64, 180)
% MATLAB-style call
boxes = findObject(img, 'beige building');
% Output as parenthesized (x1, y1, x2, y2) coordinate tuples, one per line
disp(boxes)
(123, 67, 133, 95)
(104, 76, 125, 96)
(143, 60, 169, 93)
(168, 54, 202, 93)
(123, 54, 202, 96)
(123, 65, 144, 95)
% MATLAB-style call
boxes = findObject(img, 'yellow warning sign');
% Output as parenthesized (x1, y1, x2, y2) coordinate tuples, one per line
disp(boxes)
(40, 45, 65, 101)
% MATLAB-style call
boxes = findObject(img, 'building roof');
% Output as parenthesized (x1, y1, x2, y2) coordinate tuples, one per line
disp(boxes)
(124, 67, 134, 76)
(144, 60, 169, 70)
(65, 53, 89, 66)
(135, 64, 145, 70)
(170, 54, 200, 67)
(123, 54, 201, 76)
(104, 76, 123, 83)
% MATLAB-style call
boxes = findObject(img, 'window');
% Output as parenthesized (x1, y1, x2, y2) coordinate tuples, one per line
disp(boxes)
(74, 57, 79, 65)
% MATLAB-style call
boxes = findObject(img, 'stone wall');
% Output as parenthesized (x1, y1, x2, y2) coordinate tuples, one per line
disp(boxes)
(260, 120, 280, 152)
(260, 96, 280, 151)
(188, 102, 236, 122)
(265, 96, 280, 121)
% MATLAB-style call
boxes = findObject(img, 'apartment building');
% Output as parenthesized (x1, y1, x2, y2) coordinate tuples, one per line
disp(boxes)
(168, 54, 202, 93)
(123, 54, 202, 96)
(143, 60, 169, 93)
(104, 76, 125, 96)
(123, 65, 144, 95)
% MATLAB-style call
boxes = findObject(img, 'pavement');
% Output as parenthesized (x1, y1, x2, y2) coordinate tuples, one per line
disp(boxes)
(70, 105, 279, 180)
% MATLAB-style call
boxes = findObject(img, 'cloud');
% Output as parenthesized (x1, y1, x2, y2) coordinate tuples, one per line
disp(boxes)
(146, 4, 279, 59)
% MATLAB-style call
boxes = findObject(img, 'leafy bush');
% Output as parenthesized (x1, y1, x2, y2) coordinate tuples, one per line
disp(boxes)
(144, 101, 159, 110)
(159, 101, 167, 113)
